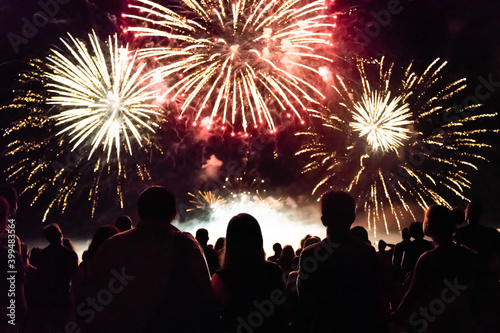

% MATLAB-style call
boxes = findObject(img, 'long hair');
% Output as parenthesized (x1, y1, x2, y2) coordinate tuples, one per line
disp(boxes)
(223, 213, 265, 269)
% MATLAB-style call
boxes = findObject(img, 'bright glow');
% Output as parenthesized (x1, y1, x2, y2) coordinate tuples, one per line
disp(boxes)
(46, 32, 161, 162)
(125, 0, 335, 131)
(297, 58, 499, 237)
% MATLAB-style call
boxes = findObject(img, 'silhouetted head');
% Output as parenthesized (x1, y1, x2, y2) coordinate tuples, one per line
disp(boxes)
(114, 215, 133, 232)
(401, 227, 410, 241)
(303, 236, 321, 249)
(63, 238, 75, 252)
(196, 228, 209, 246)
(87, 225, 120, 260)
(214, 237, 225, 253)
(0, 196, 9, 231)
(272, 242, 282, 255)
(409, 222, 425, 240)
(300, 235, 312, 249)
(424, 205, 455, 244)
(0, 185, 17, 216)
(321, 191, 356, 234)
(450, 208, 465, 226)
(378, 240, 387, 252)
(466, 202, 483, 225)
(43, 223, 63, 245)
(350, 226, 370, 244)
(138, 186, 176, 223)
(280, 245, 295, 261)
(223, 213, 264, 268)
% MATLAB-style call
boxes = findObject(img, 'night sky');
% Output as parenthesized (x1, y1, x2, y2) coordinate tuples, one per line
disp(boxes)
(1, 0, 500, 242)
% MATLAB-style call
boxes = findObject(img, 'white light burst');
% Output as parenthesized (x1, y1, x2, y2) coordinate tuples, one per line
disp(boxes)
(125, 0, 335, 132)
(46, 32, 161, 161)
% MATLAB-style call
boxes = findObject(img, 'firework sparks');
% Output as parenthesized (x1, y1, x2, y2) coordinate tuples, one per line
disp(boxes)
(187, 190, 226, 211)
(46, 32, 161, 161)
(125, 0, 335, 132)
(297, 58, 498, 236)
(2, 33, 164, 221)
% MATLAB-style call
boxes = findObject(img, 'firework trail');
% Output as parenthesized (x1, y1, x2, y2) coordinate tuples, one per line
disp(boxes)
(297, 58, 498, 236)
(125, 0, 336, 133)
(2, 32, 163, 221)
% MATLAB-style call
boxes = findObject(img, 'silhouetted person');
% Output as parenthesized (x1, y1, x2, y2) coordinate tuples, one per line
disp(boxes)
(267, 242, 282, 263)
(34, 223, 78, 332)
(211, 213, 286, 333)
(0, 197, 27, 332)
(350, 225, 371, 244)
(86, 186, 220, 333)
(392, 205, 500, 332)
(393, 227, 411, 283)
(377, 240, 397, 315)
(115, 215, 133, 232)
(401, 222, 432, 276)
(278, 244, 295, 273)
(196, 228, 221, 276)
(297, 191, 382, 333)
(72, 225, 119, 305)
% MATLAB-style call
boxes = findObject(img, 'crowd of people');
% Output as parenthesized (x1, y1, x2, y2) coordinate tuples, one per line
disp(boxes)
(1, 184, 500, 333)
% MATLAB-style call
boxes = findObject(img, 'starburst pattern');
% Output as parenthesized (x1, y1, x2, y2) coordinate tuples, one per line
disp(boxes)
(297, 58, 498, 236)
(125, 0, 335, 132)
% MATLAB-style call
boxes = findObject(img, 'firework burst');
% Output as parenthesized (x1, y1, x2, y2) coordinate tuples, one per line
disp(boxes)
(187, 190, 226, 211)
(2, 33, 163, 220)
(125, 0, 336, 133)
(297, 58, 498, 236)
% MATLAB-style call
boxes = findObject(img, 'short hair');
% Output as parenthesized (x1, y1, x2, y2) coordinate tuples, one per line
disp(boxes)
(196, 228, 209, 244)
(272, 242, 282, 253)
(114, 215, 133, 232)
(424, 205, 454, 240)
(43, 223, 63, 244)
(321, 191, 356, 227)
(409, 222, 424, 239)
(0, 197, 9, 220)
(137, 186, 176, 221)
(401, 227, 410, 241)
(0, 184, 17, 215)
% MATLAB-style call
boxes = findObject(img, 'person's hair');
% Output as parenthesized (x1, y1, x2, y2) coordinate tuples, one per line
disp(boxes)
(196, 228, 209, 245)
(272, 242, 282, 254)
(114, 215, 133, 232)
(0, 185, 17, 215)
(137, 186, 176, 221)
(223, 213, 265, 268)
(466, 202, 483, 225)
(43, 223, 63, 244)
(214, 237, 225, 253)
(424, 205, 455, 242)
(409, 222, 424, 240)
(87, 225, 120, 260)
(401, 227, 410, 241)
(321, 191, 356, 229)
(0, 197, 9, 231)
(378, 240, 387, 252)
(303, 236, 320, 249)
(350, 226, 370, 244)
(280, 245, 295, 261)
(299, 235, 312, 249)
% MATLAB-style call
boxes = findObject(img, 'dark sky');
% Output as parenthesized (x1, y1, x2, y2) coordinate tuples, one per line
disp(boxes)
(1, 0, 500, 240)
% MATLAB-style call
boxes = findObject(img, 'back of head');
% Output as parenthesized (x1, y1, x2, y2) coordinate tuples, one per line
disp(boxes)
(401, 227, 410, 241)
(196, 228, 209, 245)
(0, 197, 9, 231)
(378, 240, 387, 252)
(409, 222, 424, 240)
(43, 223, 63, 245)
(138, 186, 176, 223)
(114, 215, 133, 232)
(223, 213, 264, 268)
(280, 245, 295, 260)
(321, 191, 356, 232)
(424, 205, 455, 242)
(214, 237, 225, 252)
(272, 242, 282, 254)
(466, 202, 483, 225)
(303, 236, 321, 249)
(300, 235, 312, 249)
(0, 184, 18, 216)
(88, 225, 120, 259)
(350, 226, 370, 244)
